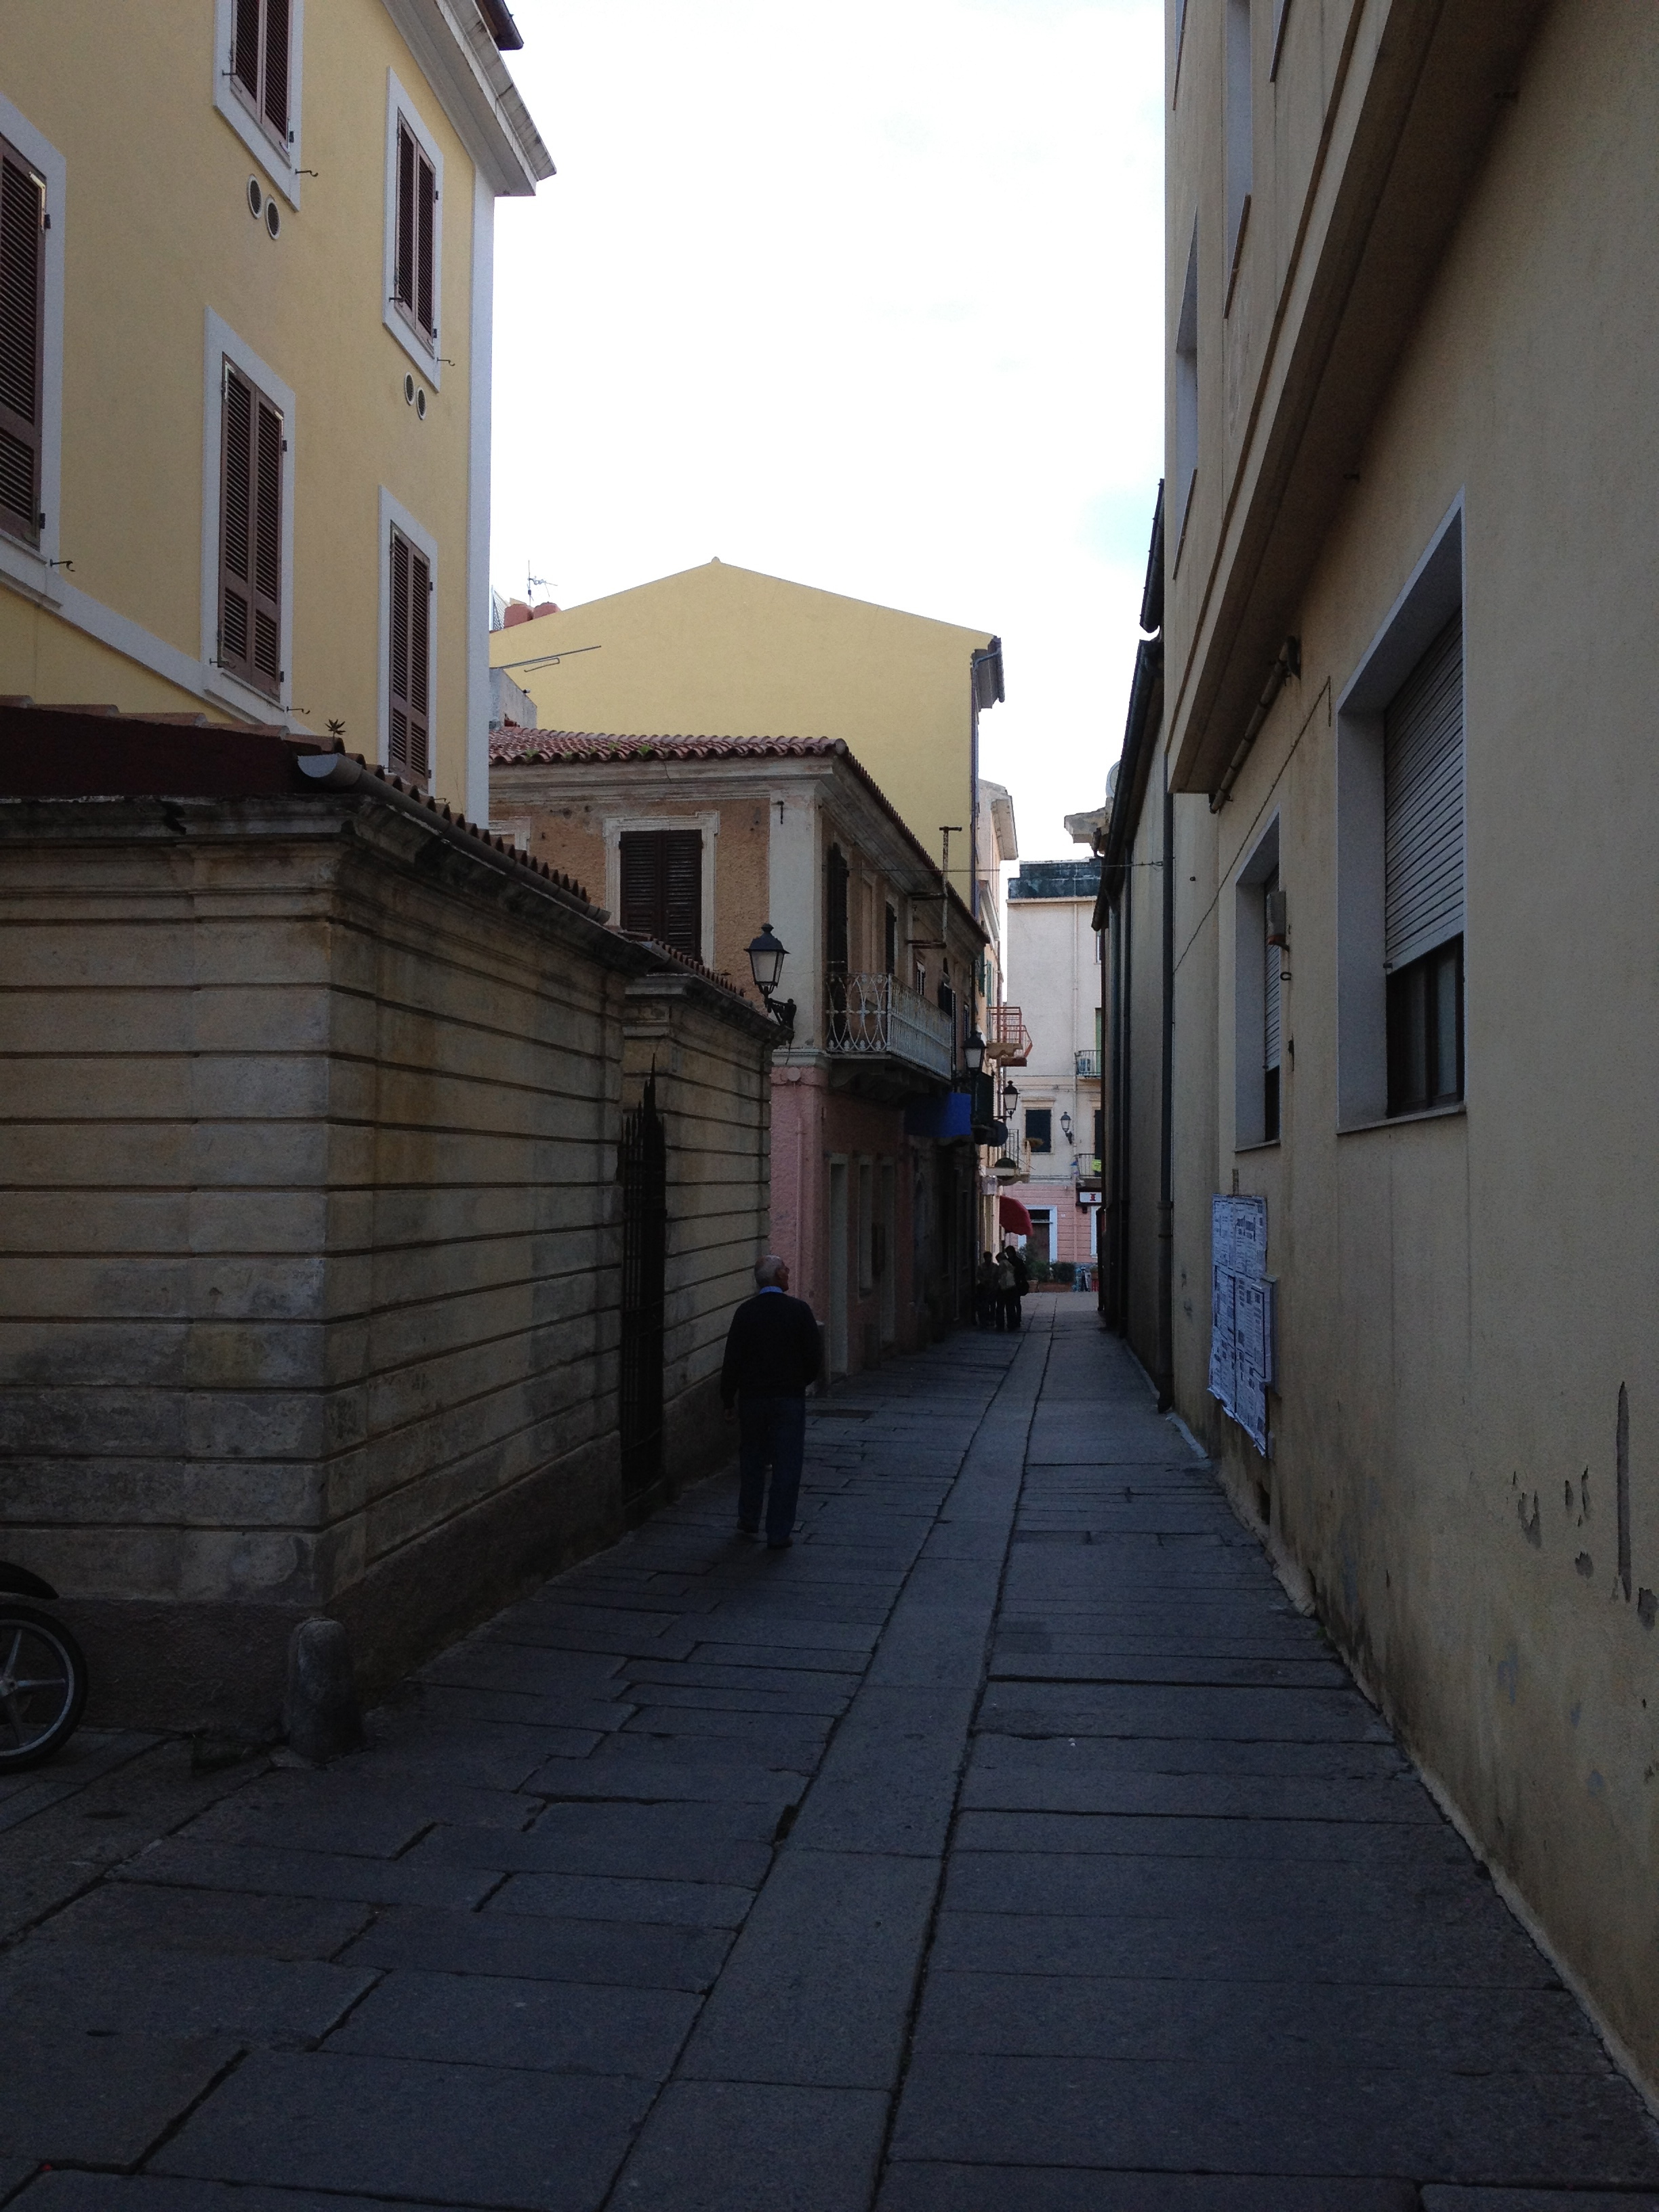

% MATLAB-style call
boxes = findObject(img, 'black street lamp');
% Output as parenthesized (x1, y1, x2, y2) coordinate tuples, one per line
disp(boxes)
(747, 923, 796, 1033)
(963, 1027, 985, 1075)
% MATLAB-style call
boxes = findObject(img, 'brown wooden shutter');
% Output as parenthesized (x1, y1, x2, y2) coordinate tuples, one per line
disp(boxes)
(619, 831, 701, 956)
(388, 527, 430, 781)
(218, 360, 282, 697)
(416, 148, 436, 338)
(395, 125, 415, 316)
(219, 365, 254, 678)
(263, 0, 291, 142)
(661, 832, 701, 956)
(0, 140, 45, 547)
(234, 0, 262, 103)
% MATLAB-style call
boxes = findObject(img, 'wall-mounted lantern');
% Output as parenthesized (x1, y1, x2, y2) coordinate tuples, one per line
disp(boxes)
(747, 923, 796, 1035)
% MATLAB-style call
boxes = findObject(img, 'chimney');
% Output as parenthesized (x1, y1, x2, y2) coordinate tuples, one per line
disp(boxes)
(531, 600, 560, 619)
(503, 600, 532, 628)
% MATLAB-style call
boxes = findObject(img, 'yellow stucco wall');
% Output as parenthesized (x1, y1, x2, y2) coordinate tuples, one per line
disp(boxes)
(1153, 0, 1659, 2087)
(489, 562, 994, 900)
(2, 1, 483, 804)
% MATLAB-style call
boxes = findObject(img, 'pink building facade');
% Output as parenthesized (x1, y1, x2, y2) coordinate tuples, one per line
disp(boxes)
(491, 732, 989, 1376)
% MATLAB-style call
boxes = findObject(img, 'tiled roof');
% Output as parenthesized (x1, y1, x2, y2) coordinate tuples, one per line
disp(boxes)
(489, 730, 844, 764)
(487, 726, 988, 949)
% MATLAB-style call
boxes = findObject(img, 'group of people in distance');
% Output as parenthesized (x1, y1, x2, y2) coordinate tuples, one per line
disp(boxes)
(976, 1242, 1029, 1333)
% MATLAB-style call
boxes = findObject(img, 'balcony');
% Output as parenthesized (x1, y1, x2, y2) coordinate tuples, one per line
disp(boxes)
(1075, 1049, 1102, 1079)
(985, 1004, 1031, 1066)
(824, 973, 954, 1083)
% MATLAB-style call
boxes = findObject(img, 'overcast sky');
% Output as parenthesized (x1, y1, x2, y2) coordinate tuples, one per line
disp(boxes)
(490, 0, 1164, 863)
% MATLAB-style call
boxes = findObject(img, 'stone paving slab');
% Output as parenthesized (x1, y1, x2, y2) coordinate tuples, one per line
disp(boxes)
(325, 1967, 699, 2075)
(0, 2025, 240, 2166)
(28, 1881, 373, 1959)
(0, 1940, 373, 2043)
(876, 2168, 1419, 2211)
(4, 1305, 1657, 2205)
(888, 2050, 1659, 2185)
(155, 2049, 653, 2209)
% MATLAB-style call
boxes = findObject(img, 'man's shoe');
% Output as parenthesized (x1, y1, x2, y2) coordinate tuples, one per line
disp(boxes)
(737, 1522, 760, 1538)
(766, 1537, 793, 1551)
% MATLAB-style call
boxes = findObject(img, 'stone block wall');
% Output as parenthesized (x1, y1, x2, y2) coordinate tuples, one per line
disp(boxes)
(0, 788, 771, 1732)
(621, 974, 772, 1509)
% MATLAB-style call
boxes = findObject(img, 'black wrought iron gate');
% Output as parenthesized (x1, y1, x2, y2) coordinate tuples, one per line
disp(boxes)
(618, 1077, 667, 1501)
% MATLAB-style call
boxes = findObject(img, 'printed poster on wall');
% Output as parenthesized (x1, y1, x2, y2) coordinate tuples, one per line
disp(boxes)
(1210, 1196, 1275, 1457)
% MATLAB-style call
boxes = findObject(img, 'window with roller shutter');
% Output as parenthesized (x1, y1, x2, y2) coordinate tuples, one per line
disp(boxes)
(0, 134, 45, 548)
(394, 120, 438, 346)
(388, 525, 432, 782)
(1383, 614, 1465, 1114)
(231, 0, 292, 152)
(619, 832, 702, 958)
(217, 359, 283, 697)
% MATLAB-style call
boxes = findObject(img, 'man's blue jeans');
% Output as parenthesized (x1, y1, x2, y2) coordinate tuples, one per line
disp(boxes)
(738, 1394, 806, 1544)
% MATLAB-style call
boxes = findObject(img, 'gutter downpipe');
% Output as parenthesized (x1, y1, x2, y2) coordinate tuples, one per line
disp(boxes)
(1208, 637, 1300, 813)
(1155, 775, 1175, 1411)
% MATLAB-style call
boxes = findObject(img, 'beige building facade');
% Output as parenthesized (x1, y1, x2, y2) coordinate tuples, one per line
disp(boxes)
(1, 1, 550, 817)
(1107, 0, 1659, 2087)
(1001, 860, 1103, 1276)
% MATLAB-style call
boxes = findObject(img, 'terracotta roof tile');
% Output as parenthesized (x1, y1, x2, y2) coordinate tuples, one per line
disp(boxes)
(489, 730, 844, 764)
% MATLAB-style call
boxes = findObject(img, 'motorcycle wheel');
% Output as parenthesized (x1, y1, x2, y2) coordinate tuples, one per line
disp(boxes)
(0, 1605, 89, 1769)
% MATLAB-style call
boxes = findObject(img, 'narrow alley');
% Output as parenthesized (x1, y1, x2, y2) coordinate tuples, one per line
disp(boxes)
(2, 1307, 1657, 2210)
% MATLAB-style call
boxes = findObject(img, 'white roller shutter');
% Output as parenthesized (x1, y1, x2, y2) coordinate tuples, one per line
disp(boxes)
(1384, 615, 1464, 971)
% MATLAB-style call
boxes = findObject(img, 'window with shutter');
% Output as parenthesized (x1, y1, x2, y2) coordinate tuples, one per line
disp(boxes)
(1383, 613, 1465, 1115)
(1262, 867, 1281, 1141)
(619, 831, 702, 958)
(230, 0, 291, 151)
(394, 121, 437, 346)
(218, 359, 283, 697)
(0, 137, 45, 548)
(1383, 615, 1464, 972)
(388, 526, 432, 781)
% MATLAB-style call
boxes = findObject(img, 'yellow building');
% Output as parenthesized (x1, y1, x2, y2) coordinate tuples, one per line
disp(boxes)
(0, 0, 550, 815)
(488, 560, 1004, 914)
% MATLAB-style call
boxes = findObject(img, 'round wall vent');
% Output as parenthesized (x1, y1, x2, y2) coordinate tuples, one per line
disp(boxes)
(247, 178, 262, 219)
(404, 373, 415, 405)
(265, 199, 281, 239)
(416, 388, 426, 419)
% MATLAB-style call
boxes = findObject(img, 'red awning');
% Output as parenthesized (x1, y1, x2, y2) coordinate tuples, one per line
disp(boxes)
(998, 1195, 1033, 1236)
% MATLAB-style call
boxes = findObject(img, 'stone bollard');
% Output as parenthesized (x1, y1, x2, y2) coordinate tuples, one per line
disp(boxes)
(283, 1616, 366, 1765)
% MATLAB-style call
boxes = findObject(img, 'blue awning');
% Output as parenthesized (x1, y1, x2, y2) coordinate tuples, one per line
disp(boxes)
(903, 1091, 973, 1141)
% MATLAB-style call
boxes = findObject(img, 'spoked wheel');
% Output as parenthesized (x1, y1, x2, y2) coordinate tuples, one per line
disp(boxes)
(0, 1606, 88, 1770)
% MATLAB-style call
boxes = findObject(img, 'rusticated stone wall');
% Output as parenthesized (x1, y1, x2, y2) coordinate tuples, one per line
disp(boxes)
(0, 788, 772, 1732)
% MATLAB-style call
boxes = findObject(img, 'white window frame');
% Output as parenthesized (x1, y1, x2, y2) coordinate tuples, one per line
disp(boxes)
(212, 0, 306, 209)
(0, 92, 64, 607)
(377, 487, 438, 784)
(1335, 498, 1466, 1130)
(1233, 815, 1281, 1149)
(200, 308, 296, 722)
(383, 71, 444, 388)
(603, 813, 720, 968)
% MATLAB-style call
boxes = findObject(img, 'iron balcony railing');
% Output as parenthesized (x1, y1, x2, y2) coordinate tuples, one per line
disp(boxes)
(1075, 1049, 1102, 1078)
(823, 972, 954, 1081)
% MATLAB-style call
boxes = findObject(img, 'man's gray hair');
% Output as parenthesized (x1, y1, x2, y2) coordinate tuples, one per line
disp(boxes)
(754, 1254, 788, 1288)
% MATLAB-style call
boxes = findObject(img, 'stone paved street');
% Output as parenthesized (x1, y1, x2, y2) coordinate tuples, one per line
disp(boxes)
(3, 1305, 1658, 2209)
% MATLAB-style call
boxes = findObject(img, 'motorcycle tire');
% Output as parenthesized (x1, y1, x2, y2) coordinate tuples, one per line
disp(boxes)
(0, 1605, 89, 1770)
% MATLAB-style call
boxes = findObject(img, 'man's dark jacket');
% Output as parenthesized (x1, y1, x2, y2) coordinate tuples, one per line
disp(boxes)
(720, 1292, 823, 1407)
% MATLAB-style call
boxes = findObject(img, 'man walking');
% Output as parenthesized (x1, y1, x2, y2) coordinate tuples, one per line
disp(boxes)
(1000, 1240, 1029, 1332)
(720, 1255, 823, 1550)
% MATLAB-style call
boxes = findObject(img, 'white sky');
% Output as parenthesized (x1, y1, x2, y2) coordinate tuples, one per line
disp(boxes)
(490, 0, 1164, 863)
